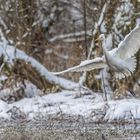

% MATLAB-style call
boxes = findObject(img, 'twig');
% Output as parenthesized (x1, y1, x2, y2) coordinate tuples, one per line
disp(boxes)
(83, 0, 88, 57)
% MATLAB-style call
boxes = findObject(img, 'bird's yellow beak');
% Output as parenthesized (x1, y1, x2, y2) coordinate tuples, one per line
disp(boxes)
(94, 38, 100, 49)
(95, 37, 100, 43)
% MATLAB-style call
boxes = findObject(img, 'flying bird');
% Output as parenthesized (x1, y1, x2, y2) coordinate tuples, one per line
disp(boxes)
(52, 24, 140, 80)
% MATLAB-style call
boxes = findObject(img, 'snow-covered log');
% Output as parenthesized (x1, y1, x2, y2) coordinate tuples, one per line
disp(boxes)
(0, 32, 79, 91)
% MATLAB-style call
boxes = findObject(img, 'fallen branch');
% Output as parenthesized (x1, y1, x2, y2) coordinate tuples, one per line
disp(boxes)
(0, 31, 79, 91)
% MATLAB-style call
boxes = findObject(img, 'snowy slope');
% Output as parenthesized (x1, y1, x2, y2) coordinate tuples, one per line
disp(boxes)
(0, 88, 139, 123)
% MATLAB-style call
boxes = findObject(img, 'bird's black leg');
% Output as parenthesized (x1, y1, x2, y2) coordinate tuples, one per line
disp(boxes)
(122, 71, 136, 97)
(128, 70, 140, 87)
(128, 89, 136, 97)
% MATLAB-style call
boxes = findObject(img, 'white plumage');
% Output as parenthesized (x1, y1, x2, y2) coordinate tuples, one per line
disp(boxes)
(52, 57, 107, 75)
(52, 24, 140, 80)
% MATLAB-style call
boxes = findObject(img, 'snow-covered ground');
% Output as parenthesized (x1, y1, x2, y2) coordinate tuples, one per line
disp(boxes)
(0, 86, 140, 123)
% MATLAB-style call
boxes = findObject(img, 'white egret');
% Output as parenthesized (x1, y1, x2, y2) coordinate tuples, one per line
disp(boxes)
(52, 24, 140, 80)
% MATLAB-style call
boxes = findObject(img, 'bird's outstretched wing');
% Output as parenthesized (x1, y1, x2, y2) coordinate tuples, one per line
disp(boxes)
(115, 25, 140, 59)
(52, 57, 106, 75)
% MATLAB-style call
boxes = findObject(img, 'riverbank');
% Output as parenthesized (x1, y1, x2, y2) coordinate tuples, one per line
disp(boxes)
(0, 89, 140, 124)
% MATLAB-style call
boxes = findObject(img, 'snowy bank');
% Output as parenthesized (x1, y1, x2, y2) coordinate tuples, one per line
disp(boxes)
(0, 89, 140, 123)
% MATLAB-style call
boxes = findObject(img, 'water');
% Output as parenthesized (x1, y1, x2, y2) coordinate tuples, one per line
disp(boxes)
(0, 116, 140, 140)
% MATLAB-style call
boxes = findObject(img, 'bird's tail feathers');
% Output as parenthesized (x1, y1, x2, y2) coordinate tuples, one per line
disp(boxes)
(115, 56, 137, 79)
(125, 56, 137, 73)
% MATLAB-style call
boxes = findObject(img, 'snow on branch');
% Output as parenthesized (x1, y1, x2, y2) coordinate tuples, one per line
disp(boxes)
(49, 30, 92, 42)
(0, 31, 79, 90)
(0, 17, 7, 30)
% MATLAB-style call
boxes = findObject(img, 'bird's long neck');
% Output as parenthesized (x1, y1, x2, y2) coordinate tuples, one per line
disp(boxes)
(101, 40, 112, 63)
